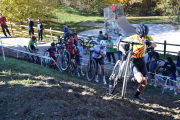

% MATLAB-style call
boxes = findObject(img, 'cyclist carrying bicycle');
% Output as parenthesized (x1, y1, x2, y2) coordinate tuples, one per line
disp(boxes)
(66, 38, 77, 75)
(89, 40, 107, 85)
(119, 23, 157, 101)
(46, 43, 58, 67)
(28, 36, 38, 53)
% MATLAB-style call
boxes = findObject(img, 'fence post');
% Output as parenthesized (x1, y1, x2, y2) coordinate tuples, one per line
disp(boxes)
(9, 21, 14, 36)
(50, 27, 54, 42)
(0, 37, 5, 61)
(164, 40, 166, 58)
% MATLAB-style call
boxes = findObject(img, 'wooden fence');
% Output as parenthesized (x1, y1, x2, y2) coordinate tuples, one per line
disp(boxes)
(0, 21, 64, 42)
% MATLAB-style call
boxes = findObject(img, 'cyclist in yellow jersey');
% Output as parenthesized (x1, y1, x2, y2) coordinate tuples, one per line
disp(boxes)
(119, 23, 156, 101)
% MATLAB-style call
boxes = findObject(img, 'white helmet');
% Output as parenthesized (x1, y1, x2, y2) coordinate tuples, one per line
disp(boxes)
(100, 40, 106, 47)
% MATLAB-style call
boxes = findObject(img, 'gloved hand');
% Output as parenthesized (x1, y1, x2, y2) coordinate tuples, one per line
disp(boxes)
(145, 40, 152, 46)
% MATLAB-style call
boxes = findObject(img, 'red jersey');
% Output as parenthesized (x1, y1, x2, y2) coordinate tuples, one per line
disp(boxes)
(74, 36, 78, 41)
(66, 44, 75, 55)
(0, 16, 6, 25)
(111, 5, 116, 11)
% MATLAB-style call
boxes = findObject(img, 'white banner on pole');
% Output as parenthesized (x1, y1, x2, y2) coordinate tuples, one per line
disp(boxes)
(0, 37, 5, 61)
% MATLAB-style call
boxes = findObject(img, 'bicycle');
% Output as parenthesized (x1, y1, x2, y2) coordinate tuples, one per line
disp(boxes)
(59, 43, 71, 71)
(86, 51, 97, 81)
(21, 46, 40, 64)
(109, 41, 144, 99)
(78, 36, 98, 49)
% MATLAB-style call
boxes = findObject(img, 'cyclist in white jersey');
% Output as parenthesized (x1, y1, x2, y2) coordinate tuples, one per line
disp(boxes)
(89, 40, 107, 84)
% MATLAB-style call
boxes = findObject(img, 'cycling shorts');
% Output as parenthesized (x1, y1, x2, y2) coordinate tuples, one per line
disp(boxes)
(71, 54, 75, 59)
(93, 57, 104, 67)
(76, 58, 81, 65)
(132, 57, 148, 77)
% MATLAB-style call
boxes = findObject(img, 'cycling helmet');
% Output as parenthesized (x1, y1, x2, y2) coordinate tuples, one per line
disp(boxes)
(68, 38, 74, 45)
(136, 23, 149, 37)
(100, 40, 106, 47)
(28, 17, 31, 19)
(51, 42, 55, 47)
(32, 36, 36, 40)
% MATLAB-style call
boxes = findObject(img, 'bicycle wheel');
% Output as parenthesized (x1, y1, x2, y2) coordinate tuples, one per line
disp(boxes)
(60, 50, 71, 71)
(35, 56, 41, 64)
(86, 59, 97, 81)
(23, 53, 30, 61)
(109, 60, 121, 94)
(121, 51, 132, 99)
(89, 41, 97, 48)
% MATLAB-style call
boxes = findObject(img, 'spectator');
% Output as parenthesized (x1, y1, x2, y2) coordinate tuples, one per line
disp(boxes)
(106, 37, 116, 64)
(104, 33, 108, 41)
(161, 57, 176, 90)
(176, 51, 180, 77)
(149, 56, 158, 85)
(104, 33, 108, 60)
(37, 19, 43, 42)
(148, 47, 159, 61)
(27, 17, 34, 38)
(116, 34, 123, 60)
(111, 4, 117, 19)
(0, 13, 11, 38)
(97, 31, 105, 42)
(63, 25, 70, 41)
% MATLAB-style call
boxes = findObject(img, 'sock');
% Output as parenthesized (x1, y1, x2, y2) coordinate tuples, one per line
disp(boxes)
(103, 76, 105, 80)
(135, 91, 141, 97)
(81, 70, 83, 74)
(96, 75, 98, 78)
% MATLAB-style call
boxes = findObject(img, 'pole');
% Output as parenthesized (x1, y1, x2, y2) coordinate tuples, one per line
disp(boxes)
(9, 21, 14, 36)
(164, 40, 166, 58)
(50, 27, 54, 42)
(0, 37, 5, 61)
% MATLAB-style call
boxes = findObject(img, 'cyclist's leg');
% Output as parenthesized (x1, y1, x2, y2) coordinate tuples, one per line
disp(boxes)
(99, 57, 105, 76)
(132, 58, 148, 101)
(100, 57, 106, 84)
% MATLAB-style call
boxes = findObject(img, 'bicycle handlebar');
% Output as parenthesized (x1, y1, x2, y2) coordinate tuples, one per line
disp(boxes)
(120, 41, 144, 45)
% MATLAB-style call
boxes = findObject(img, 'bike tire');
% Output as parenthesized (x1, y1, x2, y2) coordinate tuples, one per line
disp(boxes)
(23, 54, 30, 61)
(86, 58, 97, 81)
(60, 50, 71, 71)
(121, 51, 132, 99)
(109, 60, 121, 94)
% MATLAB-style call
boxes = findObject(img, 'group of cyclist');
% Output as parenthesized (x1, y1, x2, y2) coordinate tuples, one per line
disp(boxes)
(28, 23, 158, 101)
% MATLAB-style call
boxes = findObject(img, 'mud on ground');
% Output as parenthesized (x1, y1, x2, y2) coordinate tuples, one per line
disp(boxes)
(0, 48, 180, 120)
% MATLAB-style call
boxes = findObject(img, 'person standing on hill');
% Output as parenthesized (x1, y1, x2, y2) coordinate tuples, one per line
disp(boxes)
(63, 25, 70, 41)
(0, 13, 11, 38)
(111, 4, 117, 19)
(37, 19, 43, 42)
(106, 37, 116, 64)
(27, 17, 34, 38)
